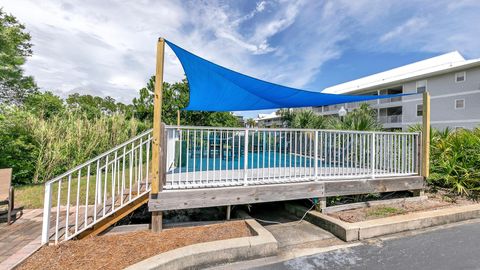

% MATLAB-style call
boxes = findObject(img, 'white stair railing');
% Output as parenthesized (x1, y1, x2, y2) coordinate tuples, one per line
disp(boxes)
(41, 129, 153, 245)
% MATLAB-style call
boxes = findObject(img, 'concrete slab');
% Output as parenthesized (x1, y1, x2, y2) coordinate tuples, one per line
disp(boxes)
(265, 221, 335, 248)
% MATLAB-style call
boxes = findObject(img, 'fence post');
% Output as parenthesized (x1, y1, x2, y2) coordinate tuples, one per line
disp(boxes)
(371, 132, 376, 179)
(41, 183, 52, 245)
(422, 91, 430, 178)
(314, 130, 319, 180)
(243, 129, 249, 186)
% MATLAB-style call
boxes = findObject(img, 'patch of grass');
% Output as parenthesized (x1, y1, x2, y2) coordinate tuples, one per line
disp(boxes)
(366, 206, 405, 218)
(15, 165, 147, 209)
(15, 184, 46, 209)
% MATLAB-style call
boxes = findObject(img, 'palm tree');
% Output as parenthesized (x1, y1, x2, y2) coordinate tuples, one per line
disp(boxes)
(291, 110, 326, 129)
(246, 118, 256, 128)
(328, 103, 382, 131)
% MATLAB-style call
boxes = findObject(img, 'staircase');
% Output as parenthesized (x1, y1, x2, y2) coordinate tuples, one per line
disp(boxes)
(41, 129, 153, 245)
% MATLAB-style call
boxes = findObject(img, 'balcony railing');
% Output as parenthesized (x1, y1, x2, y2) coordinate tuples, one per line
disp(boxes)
(379, 96, 402, 104)
(379, 115, 403, 124)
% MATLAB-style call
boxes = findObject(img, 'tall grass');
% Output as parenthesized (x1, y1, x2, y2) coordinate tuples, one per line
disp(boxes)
(0, 107, 149, 184)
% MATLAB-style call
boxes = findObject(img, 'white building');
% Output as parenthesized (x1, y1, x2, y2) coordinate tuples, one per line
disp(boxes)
(314, 51, 480, 130)
(254, 111, 284, 128)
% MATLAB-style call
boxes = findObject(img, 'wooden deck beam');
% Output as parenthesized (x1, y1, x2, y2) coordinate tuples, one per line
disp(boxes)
(149, 176, 423, 211)
(323, 176, 424, 196)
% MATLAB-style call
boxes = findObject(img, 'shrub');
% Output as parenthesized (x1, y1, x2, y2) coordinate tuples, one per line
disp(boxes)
(0, 107, 149, 184)
(428, 128, 480, 195)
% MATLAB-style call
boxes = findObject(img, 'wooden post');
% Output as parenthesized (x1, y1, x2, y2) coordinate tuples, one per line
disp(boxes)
(226, 205, 231, 220)
(315, 197, 327, 212)
(177, 110, 180, 127)
(422, 91, 430, 178)
(151, 38, 166, 232)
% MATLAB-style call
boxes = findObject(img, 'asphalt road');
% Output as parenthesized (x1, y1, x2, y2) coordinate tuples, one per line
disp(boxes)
(253, 220, 480, 270)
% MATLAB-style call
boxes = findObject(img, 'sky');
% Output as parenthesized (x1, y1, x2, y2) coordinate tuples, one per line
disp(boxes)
(1, 0, 480, 118)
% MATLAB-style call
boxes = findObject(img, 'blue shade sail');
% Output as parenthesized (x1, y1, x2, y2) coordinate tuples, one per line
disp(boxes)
(165, 40, 412, 112)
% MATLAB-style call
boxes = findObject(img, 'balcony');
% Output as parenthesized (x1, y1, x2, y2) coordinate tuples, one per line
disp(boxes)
(379, 115, 403, 124)
(379, 96, 402, 104)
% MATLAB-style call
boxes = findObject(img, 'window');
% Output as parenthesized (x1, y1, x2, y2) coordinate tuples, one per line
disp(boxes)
(416, 80, 427, 93)
(417, 104, 423, 116)
(455, 72, 466, 83)
(455, 99, 465, 109)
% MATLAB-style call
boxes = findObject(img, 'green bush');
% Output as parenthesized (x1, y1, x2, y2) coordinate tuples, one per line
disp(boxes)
(428, 128, 480, 195)
(0, 107, 148, 185)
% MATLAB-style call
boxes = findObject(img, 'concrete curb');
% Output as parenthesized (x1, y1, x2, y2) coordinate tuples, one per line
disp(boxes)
(322, 195, 428, 214)
(125, 219, 278, 270)
(285, 203, 480, 242)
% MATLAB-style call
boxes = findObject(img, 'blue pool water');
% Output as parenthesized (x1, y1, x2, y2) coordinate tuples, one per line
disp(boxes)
(173, 151, 329, 172)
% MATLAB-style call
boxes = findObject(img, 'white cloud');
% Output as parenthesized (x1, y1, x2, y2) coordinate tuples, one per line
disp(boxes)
(380, 17, 429, 43)
(0, 0, 479, 111)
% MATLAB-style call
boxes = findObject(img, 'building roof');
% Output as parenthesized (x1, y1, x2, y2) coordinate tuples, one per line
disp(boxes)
(254, 111, 280, 121)
(322, 51, 480, 94)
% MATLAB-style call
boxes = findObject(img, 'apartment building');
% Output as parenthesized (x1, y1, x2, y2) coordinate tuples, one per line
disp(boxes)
(315, 51, 480, 130)
(254, 111, 284, 128)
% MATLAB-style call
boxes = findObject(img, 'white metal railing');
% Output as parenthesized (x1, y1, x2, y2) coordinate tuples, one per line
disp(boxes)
(379, 96, 402, 104)
(41, 129, 153, 245)
(379, 115, 403, 124)
(165, 126, 420, 189)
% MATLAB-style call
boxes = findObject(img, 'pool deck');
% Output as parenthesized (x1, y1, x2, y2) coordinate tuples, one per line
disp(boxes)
(150, 175, 424, 211)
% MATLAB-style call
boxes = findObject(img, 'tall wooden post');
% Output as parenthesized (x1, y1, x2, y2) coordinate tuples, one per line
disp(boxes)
(151, 38, 165, 232)
(177, 110, 180, 127)
(422, 91, 430, 178)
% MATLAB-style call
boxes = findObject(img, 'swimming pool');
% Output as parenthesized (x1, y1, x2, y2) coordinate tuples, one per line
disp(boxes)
(172, 151, 329, 172)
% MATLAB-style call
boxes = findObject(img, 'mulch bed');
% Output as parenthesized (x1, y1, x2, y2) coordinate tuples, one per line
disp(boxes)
(328, 191, 477, 223)
(18, 220, 252, 270)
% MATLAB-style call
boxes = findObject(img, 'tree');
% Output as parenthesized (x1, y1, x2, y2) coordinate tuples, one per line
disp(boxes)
(23, 91, 64, 118)
(0, 9, 37, 104)
(291, 110, 326, 129)
(66, 93, 132, 119)
(327, 103, 382, 131)
(246, 118, 256, 127)
(133, 76, 241, 127)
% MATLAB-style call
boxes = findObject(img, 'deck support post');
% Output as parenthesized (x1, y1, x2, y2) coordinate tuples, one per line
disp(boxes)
(226, 205, 231, 220)
(151, 37, 166, 233)
(315, 197, 327, 212)
(421, 91, 430, 179)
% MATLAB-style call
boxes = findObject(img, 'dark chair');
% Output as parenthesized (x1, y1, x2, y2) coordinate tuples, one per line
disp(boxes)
(0, 168, 14, 225)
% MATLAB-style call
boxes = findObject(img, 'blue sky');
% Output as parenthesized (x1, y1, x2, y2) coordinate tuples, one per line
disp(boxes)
(1, 0, 480, 118)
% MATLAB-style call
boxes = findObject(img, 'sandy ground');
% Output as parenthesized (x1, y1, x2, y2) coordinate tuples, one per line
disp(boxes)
(18, 220, 252, 270)
(328, 191, 477, 223)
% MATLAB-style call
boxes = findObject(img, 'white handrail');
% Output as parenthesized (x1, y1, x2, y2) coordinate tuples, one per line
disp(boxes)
(41, 130, 153, 245)
(166, 125, 419, 135)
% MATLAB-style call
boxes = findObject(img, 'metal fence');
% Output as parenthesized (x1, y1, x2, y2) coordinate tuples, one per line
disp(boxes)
(165, 126, 420, 189)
